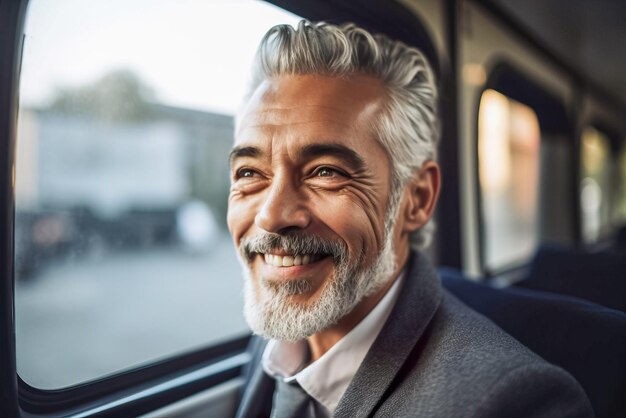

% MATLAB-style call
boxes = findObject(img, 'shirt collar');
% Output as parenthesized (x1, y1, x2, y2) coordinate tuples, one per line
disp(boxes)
(262, 271, 405, 413)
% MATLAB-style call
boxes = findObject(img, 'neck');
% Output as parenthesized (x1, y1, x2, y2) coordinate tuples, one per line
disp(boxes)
(306, 246, 409, 362)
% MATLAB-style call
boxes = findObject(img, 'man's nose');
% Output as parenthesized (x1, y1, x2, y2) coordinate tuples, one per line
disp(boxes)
(255, 175, 311, 233)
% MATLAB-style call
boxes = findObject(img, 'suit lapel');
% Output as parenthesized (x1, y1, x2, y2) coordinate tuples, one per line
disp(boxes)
(333, 251, 443, 418)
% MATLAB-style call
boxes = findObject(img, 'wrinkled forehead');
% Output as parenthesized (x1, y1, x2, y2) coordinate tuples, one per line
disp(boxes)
(235, 74, 387, 143)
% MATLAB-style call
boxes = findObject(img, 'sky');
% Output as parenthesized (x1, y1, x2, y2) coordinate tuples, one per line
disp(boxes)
(19, 0, 301, 115)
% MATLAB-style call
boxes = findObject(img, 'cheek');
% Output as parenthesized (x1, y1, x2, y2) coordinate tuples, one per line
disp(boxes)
(311, 191, 387, 255)
(227, 196, 257, 244)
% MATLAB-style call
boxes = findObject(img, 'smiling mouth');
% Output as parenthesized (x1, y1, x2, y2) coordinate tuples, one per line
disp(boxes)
(261, 253, 327, 267)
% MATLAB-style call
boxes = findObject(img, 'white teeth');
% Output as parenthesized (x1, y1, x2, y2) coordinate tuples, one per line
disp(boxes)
(262, 253, 319, 267)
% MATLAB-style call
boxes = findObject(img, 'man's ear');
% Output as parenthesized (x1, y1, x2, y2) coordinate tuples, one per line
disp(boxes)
(402, 160, 441, 233)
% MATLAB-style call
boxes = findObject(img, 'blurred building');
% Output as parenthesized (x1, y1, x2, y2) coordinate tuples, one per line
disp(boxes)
(15, 93, 235, 278)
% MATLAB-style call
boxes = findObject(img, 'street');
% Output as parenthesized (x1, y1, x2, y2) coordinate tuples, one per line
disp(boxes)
(15, 234, 249, 389)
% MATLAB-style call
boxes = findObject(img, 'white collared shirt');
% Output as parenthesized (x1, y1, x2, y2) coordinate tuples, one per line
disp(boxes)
(262, 272, 404, 417)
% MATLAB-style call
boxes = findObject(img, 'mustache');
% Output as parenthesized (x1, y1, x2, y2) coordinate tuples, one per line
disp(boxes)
(240, 232, 348, 263)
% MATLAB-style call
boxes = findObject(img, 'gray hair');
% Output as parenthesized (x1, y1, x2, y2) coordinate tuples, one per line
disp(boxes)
(240, 20, 439, 249)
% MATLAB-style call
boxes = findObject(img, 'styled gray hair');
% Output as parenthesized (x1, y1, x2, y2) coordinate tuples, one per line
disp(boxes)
(240, 20, 439, 249)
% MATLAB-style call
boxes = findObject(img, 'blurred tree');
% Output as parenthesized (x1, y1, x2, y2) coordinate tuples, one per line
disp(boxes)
(47, 69, 155, 123)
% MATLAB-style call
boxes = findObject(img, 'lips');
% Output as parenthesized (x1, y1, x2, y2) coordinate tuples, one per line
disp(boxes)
(262, 253, 325, 267)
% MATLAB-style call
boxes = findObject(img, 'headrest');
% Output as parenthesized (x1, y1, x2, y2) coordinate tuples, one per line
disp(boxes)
(440, 267, 626, 418)
(522, 245, 626, 311)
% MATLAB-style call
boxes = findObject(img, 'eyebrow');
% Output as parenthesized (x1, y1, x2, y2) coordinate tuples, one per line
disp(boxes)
(229, 146, 262, 167)
(298, 143, 366, 172)
(228, 142, 366, 172)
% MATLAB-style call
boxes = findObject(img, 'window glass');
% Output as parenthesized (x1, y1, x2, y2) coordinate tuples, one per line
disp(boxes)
(580, 126, 612, 242)
(478, 89, 541, 270)
(15, 0, 301, 389)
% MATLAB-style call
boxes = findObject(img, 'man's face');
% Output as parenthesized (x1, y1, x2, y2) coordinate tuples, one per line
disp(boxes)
(227, 74, 401, 340)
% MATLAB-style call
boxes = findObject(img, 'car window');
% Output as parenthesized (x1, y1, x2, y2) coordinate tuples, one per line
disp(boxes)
(15, 0, 301, 389)
(478, 89, 541, 271)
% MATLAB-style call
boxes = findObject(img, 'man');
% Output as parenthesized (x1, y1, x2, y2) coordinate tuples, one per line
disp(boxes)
(228, 21, 592, 418)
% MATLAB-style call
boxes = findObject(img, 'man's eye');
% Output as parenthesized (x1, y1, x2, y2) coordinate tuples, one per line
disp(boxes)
(315, 167, 343, 178)
(236, 168, 258, 179)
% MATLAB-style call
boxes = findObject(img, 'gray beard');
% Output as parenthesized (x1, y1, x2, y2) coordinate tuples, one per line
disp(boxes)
(238, 226, 397, 342)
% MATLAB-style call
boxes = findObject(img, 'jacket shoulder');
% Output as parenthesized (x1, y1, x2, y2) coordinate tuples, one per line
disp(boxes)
(375, 291, 593, 417)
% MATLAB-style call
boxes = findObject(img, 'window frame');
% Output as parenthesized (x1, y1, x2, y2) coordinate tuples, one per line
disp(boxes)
(19, 335, 250, 415)
(0, 0, 28, 416)
(474, 61, 572, 277)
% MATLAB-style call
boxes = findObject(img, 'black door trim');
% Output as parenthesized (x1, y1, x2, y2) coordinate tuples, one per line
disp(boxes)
(0, 0, 29, 416)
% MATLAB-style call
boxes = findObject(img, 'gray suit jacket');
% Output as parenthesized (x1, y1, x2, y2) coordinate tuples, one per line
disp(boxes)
(236, 251, 593, 418)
